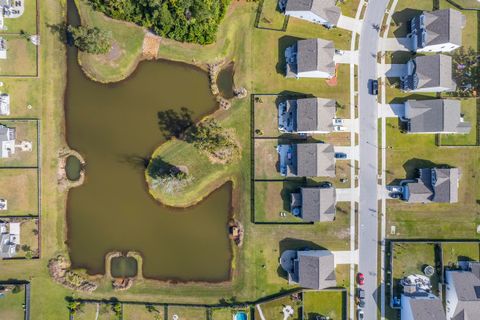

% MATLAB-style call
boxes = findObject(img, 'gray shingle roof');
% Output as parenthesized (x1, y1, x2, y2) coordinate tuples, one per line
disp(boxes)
(296, 250, 336, 290)
(449, 270, 480, 320)
(415, 55, 456, 90)
(407, 168, 460, 203)
(296, 38, 335, 75)
(0, 124, 14, 143)
(300, 187, 336, 222)
(295, 98, 336, 132)
(424, 9, 464, 47)
(285, 0, 341, 25)
(296, 143, 335, 177)
(405, 99, 471, 133)
(409, 298, 447, 320)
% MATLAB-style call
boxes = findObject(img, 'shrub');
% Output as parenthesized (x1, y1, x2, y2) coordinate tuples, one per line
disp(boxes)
(67, 25, 112, 54)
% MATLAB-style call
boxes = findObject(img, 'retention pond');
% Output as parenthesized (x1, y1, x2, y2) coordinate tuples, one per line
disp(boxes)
(65, 0, 232, 282)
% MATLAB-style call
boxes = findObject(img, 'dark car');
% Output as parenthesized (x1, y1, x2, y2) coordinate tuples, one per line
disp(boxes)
(357, 309, 364, 320)
(357, 288, 366, 307)
(389, 193, 401, 199)
(320, 181, 333, 188)
(370, 79, 378, 95)
(335, 152, 347, 159)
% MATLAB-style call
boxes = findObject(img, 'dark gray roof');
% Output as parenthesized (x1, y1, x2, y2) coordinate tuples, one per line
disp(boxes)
(449, 271, 480, 319)
(405, 99, 471, 133)
(407, 168, 460, 203)
(415, 55, 456, 90)
(285, 0, 341, 25)
(424, 9, 464, 47)
(409, 298, 447, 320)
(296, 143, 335, 177)
(300, 187, 336, 222)
(296, 39, 335, 75)
(407, 180, 433, 203)
(296, 250, 336, 290)
(0, 124, 14, 143)
(295, 98, 336, 132)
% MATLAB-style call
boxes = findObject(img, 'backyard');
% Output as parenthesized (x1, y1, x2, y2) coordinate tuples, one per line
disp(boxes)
(167, 305, 207, 320)
(0, 284, 26, 320)
(123, 304, 164, 320)
(0, 168, 38, 216)
(442, 242, 480, 267)
(0, 78, 41, 118)
(255, 293, 303, 320)
(438, 98, 478, 146)
(0, 35, 37, 76)
(0, 119, 38, 167)
(17, 218, 39, 259)
(303, 290, 345, 320)
(0, 0, 37, 34)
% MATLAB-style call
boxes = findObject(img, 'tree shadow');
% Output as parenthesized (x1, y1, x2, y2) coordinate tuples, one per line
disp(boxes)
(277, 36, 303, 75)
(391, 8, 424, 38)
(46, 23, 70, 45)
(389, 51, 413, 64)
(147, 156, 178, 179)
(157, 107, 194, 139)
(388, 94, 434, 104)
(402, 158, 452, 180)
(119, 154, 150, 171)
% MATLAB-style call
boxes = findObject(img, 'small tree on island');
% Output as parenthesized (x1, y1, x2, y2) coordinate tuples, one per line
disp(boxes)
(67, 25, 112, 54)
(148, 157, 193, 194)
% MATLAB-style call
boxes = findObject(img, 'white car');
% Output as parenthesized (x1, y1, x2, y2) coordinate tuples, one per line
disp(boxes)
(333, 125, 347, 132)
(333, 118, 344, 125)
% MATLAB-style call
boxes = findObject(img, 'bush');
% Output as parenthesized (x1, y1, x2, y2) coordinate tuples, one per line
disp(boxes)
(67, 25, 112, 54)
(88, 0, 231, 45)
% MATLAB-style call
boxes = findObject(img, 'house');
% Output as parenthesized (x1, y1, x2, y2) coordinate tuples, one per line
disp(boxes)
(0, 93, 10, 115)
(400, 292, 446, 320)
(281, 0, 341, 28)
(403, 99, 471, 134)
(404, 167, 460, 203)
(280, 249, 336, 290)
(291, 186, 336, 222)
(0, 124, 15, 158)
(278, 98, 336, 134)
(401, 55, 456, 93)
(285, 38, 336, 79)
(0, 221, 20, 258)
(445, 262, 480, 320)
(277, 143, 335, 177)
(0, 37, 6, 59)
(407, 9, 465, 53)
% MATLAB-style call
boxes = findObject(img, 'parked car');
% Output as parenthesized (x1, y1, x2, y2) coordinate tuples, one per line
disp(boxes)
(387, 185, 403, 193)
(357, 309, 364, 320)
(320, 181, 333, 188)
(357, 272, 365, 285)
(335, 152, 347, 159)
(370, 79, 378, 95)
(333, 125, 347, 132)
(333, 118, 344, 126)
(389, 193, 402, 199)
(357, 288, 365, 307)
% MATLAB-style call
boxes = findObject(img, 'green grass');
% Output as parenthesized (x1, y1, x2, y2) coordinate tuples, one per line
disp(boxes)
(0, 119, 38, 167)
(255, 294, 302, 320)
(439, 0, 479, 50)
(0, 168, 38, 216)
(0, 286, 25, 320)
(257, 0, 286, 30)
(338, 0, 361, 18)
(388, 0, 433, 38)
(0, 78, 42, 118)
(75, 0, 145, 83)
(438, 98, 478, 146)
(0, 35, 37, 76)
(0, 0, 38, 34)
(391, 243, 439, 297)
(123, 304, 164, 320)
(74, 303, 119, 320)
(167, 305, 207, 320)
(303, 290, 345, 320)
(442, 242, 480, 267)
(447, 0, 480, 8)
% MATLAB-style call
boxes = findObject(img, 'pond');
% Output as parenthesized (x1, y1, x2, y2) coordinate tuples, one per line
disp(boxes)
(111, 256, 138, 278)
(65, 0, 232, 282)
(65, 155, 82, 181)
(216, 62, 235, 99)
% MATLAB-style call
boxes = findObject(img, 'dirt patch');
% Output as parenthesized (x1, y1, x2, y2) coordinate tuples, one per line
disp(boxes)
(142, 32, 161, 59)
(107, 42, 122, 61)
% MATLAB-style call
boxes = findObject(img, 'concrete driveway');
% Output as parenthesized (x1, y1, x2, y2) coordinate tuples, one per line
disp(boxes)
(334, 50, 359, 65)
(378, 103, 405, 118)
(381, 37, 413, 51)
(378, 63, 407, 77)
(337, 15, 363, 33)
(337, 187, 359, 202)
(333, 250, 359, 265)
(334, 145, 359, 160)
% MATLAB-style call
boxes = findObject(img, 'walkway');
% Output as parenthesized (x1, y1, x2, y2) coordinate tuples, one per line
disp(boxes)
(357, 1, 390, 319)
(381, 37, 413, 51)
(338, 15, 363, 33)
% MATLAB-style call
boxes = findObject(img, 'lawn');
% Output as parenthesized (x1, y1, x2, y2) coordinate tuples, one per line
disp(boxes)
(254, 138, 283, 179)
(0, 119, 38, 167)
(257, 0, 286, 30)
(255, 294, 302, 320)
(75, 0, 145, 83)
(438, 98, 478, 146)
(0, 78, 42, 118)
(448, 0, 480, 8)
(0, 35, 37, 76)
(123, 304, 164, 320)
(385, 116, 480, 239)
(167, 305, 207, 320)
(388, 0, 434, 38)
(211, 307, 233, 320)
(303, 290, 345, 320)
(338, 0, 361, 18)
(391, 242, 440, 298)
(0, 285, 25, 320)
(0, 0, 38, 34)
(74, 303, 120, 320)
(442, 242, 480, 267)
(0, 168, 38, 216)
(17, 218, 39, 258)
(439, 0, 478, 51)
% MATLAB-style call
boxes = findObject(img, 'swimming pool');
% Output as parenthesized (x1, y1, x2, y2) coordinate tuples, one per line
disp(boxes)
(234, 311, 247, 320)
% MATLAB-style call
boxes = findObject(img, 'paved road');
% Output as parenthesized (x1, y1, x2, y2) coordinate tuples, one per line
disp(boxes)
(357, 0, 389, 319)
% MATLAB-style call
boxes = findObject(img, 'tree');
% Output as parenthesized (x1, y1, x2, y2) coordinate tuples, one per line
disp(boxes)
(67, 25, 112, 54)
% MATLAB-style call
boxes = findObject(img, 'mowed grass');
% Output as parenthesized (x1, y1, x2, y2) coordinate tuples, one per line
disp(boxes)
(75, 0, 145, 83)
(392, 242, 439, 297)
(211, 307, 240, 320)
(0, 287, 25, 320)
(439, 98, 478, 146)
(0, 35, 37, 76)
(167, 305, 207, 320)
(303, 290, 345, 320)
(442, 242, 480, 267)
(0, 168, 38, 216)
(18, 218, 39, 258)
(0, 0, 38, 34)
(255, 294, 302, 320)
(388, 0, 433, 38)
(123, 304, 164, 320)
(0, 78, 42, 118)
(385, 117, 480, 239)
(439, 0, 478, 50)
(74, 303, 119, 320)
(257, 0, 286, 30)
(0, 119, 38, 167)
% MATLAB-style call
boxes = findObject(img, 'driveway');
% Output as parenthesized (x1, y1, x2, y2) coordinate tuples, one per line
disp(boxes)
(337, 15, 363, 33)
(337, 187, 359, 202)
(334, 145, 359, 160)
(378, 63, 407, 77)
(334, 50, 359, 65)
(381, 37, 413, 51)
(333, 250, 359, 265)
(378, 103, 405, 118)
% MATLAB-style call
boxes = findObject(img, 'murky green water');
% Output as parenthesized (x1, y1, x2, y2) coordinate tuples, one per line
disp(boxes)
(65, 155, 82, 181)
(111, 256, 138, 278)
(65, 0, 232, 281)
(217, 62, 235, 99)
